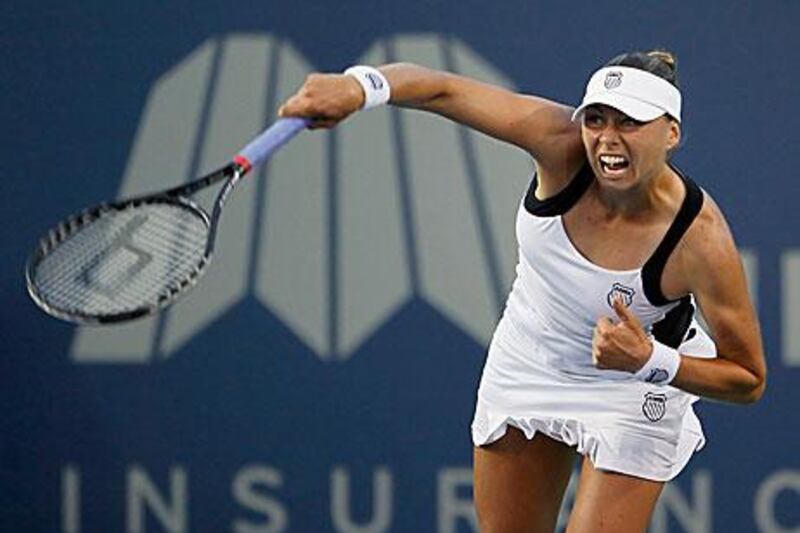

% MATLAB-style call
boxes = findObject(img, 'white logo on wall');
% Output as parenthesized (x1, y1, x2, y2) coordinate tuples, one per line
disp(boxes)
(70, 33, 532, 364)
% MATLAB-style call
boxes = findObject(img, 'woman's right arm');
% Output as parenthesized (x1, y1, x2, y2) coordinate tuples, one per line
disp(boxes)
(278, 63, 585, 193)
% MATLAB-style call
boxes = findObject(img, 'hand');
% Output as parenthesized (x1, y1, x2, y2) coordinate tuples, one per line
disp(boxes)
(278, 73, 366, 129)
(592, 297, 653, 373)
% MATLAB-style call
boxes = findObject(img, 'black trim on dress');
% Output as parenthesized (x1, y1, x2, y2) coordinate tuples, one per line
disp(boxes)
(645, 166, 705, 347)
(641, 166, 705, 306)
(523, 163, 593, 217)
(652, 297, 695, 348)
(522, 162, 705, 344)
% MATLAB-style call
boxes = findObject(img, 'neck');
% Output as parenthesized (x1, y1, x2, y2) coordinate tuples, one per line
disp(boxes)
(592, 165, 674, 218)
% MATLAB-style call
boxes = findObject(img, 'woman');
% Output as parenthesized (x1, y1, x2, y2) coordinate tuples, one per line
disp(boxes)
(278, 51, 766, 532)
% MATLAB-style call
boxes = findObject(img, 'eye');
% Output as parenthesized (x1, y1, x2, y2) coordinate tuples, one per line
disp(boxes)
(620, 116, 644, 128)
(582, 112, 604, 128)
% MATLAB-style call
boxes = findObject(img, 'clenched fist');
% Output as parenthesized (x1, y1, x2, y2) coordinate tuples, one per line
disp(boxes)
(592, 297, 653, 373)
(278, 73, 366, 129)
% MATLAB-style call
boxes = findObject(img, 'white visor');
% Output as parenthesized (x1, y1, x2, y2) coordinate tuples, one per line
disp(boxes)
(572, 66, 682, 123)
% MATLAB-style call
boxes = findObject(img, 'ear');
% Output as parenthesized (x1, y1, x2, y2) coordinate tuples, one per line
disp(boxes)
(666, 119, 681, 152)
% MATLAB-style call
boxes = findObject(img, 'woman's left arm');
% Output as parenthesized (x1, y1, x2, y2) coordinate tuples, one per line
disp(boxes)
(670, 195, 767, 404)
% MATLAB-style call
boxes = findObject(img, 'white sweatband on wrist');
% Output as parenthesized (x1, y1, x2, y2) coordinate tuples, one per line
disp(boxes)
(634, 340, 681, 385)
(344, 65, 391, 110)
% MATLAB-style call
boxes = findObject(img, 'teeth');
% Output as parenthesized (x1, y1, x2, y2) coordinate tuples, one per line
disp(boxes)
(600, 155, 627, 164)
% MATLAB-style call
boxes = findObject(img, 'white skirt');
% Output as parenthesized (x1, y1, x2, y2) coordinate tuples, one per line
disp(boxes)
(471, 317, 716, 482)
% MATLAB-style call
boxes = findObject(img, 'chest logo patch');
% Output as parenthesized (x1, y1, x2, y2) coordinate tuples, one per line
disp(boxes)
(607, 282, 635, 308)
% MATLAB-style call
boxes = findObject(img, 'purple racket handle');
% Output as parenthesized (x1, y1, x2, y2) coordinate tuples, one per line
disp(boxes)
(234, 117, 310, 172)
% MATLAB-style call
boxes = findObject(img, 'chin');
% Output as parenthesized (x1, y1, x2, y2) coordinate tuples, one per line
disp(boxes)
(598, 173, 637, 187)
(592, 166, 638, 189)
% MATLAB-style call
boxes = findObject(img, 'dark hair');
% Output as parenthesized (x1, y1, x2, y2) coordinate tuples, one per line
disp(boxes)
(604, 49, 679, 88)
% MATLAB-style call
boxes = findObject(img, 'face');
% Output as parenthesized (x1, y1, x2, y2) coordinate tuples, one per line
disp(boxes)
(580, 105, 680, 190)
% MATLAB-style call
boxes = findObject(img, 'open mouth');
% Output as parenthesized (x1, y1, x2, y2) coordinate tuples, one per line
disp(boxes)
(599, 154, 630, 176)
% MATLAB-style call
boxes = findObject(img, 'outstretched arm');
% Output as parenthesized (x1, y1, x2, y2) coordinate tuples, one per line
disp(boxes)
(278, 63, 585, 194)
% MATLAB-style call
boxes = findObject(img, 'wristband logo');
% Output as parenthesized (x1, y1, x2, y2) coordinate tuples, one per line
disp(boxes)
(365, 72, 384, 90)
(642, 391, 667, 421)
(644, 367, 670, 384)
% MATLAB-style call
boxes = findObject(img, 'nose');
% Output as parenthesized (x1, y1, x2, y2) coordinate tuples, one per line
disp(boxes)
(597, 122, 621, 146)
(597, 120, 621, 137)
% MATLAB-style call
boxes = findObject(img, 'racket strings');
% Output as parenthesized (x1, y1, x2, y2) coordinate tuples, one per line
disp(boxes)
(36, 209, 205, 314)
(39, 210, 204, 291)
(31, 202, 209, 318)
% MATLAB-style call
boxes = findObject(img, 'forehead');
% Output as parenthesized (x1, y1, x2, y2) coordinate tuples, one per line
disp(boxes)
(580, 104, 677, 130)
(583, 104, 636, 120)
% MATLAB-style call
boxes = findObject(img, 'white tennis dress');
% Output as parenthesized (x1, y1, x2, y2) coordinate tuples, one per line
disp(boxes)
(471, 164, 716, 481)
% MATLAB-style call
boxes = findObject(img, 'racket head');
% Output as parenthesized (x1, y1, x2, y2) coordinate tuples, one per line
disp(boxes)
(26, 196, 213, 325)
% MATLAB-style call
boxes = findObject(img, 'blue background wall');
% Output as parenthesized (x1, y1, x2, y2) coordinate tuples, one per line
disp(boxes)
(2, 1, 799, 531)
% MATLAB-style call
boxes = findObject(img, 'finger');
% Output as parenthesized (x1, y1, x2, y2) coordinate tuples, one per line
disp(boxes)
(282, 94, 326, 119)
(307, 118, 338, 129)
(612, 296, 631, 321)
(592, 347, 607, 368)
(594, 320, 614, 348)
(596, 316, 614, 331)
(613, 297, 642, 328)
(278, 96, 303, 117)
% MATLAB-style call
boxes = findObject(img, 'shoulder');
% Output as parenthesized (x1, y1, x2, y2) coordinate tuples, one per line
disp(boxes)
(677, 187, 743, 294)
(682, 189, 736, 259)
(516, 101, 585, 198)
(533, 135, 586, 200)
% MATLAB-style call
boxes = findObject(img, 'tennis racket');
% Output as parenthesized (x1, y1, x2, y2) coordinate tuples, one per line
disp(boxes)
(25, 117, 310, 325)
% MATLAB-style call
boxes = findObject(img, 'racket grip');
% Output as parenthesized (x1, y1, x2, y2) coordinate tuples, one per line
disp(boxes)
(235, 117, 310, 171)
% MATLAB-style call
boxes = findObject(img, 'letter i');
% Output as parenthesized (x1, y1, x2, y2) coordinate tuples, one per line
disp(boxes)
(62, 464, 80, 533)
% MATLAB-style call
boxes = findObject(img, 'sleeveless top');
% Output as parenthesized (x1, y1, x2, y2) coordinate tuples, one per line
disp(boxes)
(497, 163, 704, 381)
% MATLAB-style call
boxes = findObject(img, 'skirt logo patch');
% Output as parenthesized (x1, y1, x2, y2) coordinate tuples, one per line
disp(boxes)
(642, 392, 668, 422)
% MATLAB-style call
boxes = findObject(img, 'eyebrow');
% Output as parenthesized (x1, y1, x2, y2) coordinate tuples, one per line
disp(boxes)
(585, 106, 640, 122)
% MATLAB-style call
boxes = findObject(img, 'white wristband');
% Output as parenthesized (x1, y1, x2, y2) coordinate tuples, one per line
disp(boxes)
(344, 65, 391, 110)
(634, 340, 681, 385)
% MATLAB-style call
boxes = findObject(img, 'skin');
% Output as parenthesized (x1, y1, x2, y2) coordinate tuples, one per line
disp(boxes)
(473, 428, 576, 532)
(279, 63, 767, 532)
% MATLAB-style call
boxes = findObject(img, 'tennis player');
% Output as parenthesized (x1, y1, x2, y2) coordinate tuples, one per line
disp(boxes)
(278, 50, 766, 532)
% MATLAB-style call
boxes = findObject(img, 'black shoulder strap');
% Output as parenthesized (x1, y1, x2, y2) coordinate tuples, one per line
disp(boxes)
(642, 166, 705, 306)
(523, 163, 593, 217)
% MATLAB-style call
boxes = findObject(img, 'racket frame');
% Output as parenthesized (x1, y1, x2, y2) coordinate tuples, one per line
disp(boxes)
(25, 164, 241, 325)
(26, 116, 308, 325)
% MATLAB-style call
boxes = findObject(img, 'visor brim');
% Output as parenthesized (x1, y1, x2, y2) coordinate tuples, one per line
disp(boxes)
(571, 92, 669, 123)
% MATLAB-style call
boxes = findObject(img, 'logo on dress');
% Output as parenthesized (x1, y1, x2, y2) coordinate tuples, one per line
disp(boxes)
(607, 282, 635, 308)
(642, 392, 667, 422)
(604, 71, 623, 89)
